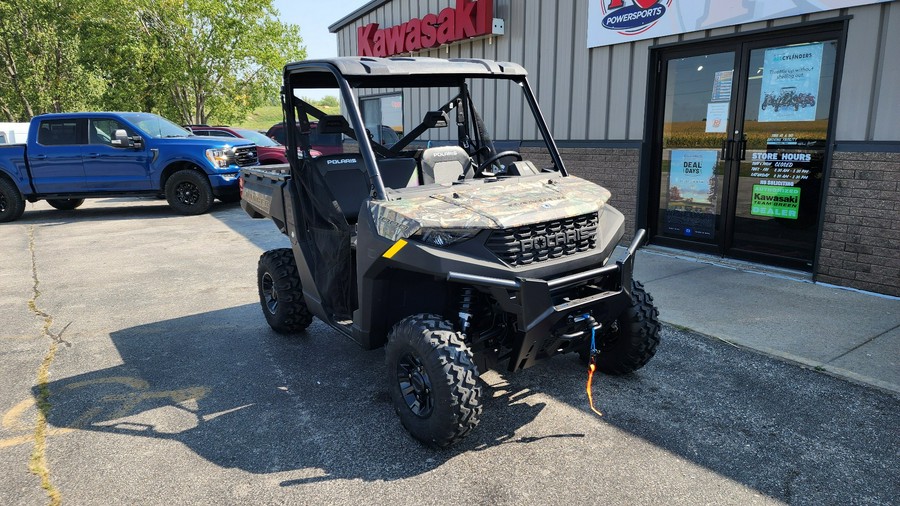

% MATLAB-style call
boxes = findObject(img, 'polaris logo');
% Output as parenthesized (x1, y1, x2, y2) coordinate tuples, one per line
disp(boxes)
(520, 229, 584, 252)
(327, 158, 357, 165)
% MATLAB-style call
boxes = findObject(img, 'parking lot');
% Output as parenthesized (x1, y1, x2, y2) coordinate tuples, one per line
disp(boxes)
(2, 198, 898, 505)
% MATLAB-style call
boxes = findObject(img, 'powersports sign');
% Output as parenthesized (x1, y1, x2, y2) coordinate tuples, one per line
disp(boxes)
(357, 0, 495, 57)
(587, 0, 890, 48)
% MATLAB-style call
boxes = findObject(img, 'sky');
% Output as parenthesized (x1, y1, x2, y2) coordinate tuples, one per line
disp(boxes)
(272, 0, 371, 98)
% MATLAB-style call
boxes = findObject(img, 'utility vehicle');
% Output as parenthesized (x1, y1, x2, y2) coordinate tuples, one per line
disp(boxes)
(240, 57, 660, 447)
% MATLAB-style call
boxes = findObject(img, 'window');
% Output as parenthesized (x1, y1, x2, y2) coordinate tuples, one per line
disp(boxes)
(360, 93, 403, 146)
(37, 120, 80, 146)
(90, 119, 130, 145)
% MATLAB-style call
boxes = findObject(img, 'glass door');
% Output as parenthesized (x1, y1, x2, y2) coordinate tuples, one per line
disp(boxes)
(654, 50, 737, 252)
(727, 39, 838, 267)
(650, 29, 841, 270)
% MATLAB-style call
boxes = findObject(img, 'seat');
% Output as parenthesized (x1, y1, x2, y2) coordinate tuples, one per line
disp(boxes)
(377, 158, 420, 189)
(420, 145, 473, 184)
(312, 154, 370, 224)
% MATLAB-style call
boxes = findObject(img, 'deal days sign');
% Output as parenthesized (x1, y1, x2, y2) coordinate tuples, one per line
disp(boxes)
(357, 0, 499, 57)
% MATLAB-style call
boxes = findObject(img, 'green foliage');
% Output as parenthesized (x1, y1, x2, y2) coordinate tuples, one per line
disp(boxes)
(0, 0, 305, 124)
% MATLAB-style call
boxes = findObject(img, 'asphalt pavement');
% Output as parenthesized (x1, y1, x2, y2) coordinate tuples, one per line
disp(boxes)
(1, 198, 898, 505)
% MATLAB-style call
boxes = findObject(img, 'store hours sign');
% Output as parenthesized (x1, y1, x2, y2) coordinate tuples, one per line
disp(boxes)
(588, 0, 891, 48)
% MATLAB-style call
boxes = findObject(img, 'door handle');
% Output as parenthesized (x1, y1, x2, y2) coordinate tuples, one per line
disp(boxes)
(86, 153, 101, 158)
(738, 134, 748, 161)
(721, 139, 734, 161)
(32, 154, 47, 160)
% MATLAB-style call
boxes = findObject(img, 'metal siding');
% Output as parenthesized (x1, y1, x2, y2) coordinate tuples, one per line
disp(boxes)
(587, 46, 610, 139)
(552, 0, 575, 139)
(508, 0, 526, 140)
(607, 43, 632, 139)
(873, 1, 899, 141)
(772, 15, 804, 27)
(628, 39, 652, 141)
(570, 0, 591, 140)
(522, 0, 541, 139)
(836, 5, 882, 141)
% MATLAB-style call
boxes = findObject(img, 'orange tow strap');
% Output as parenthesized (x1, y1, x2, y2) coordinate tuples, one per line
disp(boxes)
(586, 324, 603, 416)
(586, 361, 603, 416)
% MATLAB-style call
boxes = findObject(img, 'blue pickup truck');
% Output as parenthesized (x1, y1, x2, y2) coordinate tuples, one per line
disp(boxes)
(0, 112, 259, 222)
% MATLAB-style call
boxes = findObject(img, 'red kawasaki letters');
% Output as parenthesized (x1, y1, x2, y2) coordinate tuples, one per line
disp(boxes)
(357, 0, 494, 57)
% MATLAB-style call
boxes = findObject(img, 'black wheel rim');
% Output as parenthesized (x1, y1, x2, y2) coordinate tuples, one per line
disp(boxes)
(261, 272, 277, 314)
(397, 353, 434, 418)
(175, 181, 200, 206)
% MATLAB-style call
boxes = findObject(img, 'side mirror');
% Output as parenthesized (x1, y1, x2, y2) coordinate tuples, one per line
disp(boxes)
(111, 129, 132, 148)
(131, 135, 144, 149)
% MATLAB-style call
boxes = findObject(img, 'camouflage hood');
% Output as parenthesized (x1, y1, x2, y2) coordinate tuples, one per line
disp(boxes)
(368, 175, 611, 241)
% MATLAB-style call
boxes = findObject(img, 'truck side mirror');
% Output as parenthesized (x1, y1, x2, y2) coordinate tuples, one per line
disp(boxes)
(111, 129, 132, 148)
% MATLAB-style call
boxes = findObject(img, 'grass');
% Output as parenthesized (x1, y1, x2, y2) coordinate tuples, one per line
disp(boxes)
(235, 102, 343, 132)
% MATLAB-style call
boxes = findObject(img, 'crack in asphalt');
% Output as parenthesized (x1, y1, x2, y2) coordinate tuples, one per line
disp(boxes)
(27, 225, 67, 506)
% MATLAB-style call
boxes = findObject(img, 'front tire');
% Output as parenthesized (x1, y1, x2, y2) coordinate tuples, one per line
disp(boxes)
(257, 248, 313, 333)
(46, 198, 85, 211)
(165, 169, 213, 215)
(385, 314, 482, 448)
(0, 178, 26, 222)
(586, 280, 661, 375)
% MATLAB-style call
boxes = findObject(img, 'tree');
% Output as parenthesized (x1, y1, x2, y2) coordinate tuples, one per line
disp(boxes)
(0, 0, 102, 121)
(134, 0, 305, 125)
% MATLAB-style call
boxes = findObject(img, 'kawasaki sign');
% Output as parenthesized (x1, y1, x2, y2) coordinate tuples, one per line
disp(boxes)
(357, 0, 498, 57)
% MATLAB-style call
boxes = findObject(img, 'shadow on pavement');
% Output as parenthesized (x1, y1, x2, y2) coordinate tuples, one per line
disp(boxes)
(39, 305, 899, 500)
(13, 198, 240, 226)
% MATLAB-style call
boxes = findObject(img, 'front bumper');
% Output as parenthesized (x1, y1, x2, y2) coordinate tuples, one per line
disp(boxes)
(448, 229, 647, 371)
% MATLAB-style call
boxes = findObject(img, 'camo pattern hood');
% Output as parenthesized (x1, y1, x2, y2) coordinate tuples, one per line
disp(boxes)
(368, 175, 611, 241)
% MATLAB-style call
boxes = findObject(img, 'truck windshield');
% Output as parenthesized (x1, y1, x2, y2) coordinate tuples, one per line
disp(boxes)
(234, 128, 282, 147)
(121, 113, 191, 139)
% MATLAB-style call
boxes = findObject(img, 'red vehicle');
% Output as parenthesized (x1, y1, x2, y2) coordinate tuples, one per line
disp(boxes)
(186, 125, 300, 165)
(265, 122, 344, 156)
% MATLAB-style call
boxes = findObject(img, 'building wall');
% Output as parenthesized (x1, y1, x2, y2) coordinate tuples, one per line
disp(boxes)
(335, 1, 900, 144)
(819, 151, 900, 296)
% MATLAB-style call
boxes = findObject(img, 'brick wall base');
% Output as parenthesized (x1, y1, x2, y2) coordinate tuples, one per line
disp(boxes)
(818, 151, 900, 297)
(520, 146, 641, 241)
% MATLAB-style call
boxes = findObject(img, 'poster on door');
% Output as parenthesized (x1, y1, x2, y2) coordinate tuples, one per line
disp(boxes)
(759, 42, 824, 122)
(665, 149, 718, 239)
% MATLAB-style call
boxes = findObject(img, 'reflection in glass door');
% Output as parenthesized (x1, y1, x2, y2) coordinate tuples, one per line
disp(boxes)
(655, 51, 736, 249)
(651, 31, 840, 270)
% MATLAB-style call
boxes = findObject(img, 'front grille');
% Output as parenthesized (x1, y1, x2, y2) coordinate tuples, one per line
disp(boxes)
(486, 212, 599, 266)
(232, 146, 259, 167)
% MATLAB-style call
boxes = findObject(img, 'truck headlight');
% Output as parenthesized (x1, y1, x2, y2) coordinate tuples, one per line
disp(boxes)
(413, 228, 478, 247)
(206, 147, 233, 168)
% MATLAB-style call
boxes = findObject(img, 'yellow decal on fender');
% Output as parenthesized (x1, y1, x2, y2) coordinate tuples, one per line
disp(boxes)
(382, 239, 408, 259)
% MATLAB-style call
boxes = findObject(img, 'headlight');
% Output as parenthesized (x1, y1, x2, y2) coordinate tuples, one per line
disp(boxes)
(205, 147, 233, 168)
(413, 228, 478, 247)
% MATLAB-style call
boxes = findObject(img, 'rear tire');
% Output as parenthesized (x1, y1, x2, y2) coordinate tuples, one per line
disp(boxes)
(257, 248, 313, 333)
(584, 280, 661, 375)
(165, 169, 213, 215)
(385, 314, 482, 448)
(46, 198, 85, 211)
(0, 178, 26, 222)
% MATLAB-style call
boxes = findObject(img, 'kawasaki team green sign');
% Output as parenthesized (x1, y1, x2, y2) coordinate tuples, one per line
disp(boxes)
(751, 185, 800, 219)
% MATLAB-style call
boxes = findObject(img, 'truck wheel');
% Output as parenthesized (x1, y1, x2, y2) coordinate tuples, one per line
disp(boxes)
(0, 178, 26, 222)
(165, 169, 213, 215)
(585, 280, 661, 375)
(46, 198, 85, 211)
(257, 248, 313, 333)
(385, 314, 482, 448)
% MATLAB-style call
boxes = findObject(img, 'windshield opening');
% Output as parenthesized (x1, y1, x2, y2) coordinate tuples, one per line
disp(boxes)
(289, 75, 559, 192)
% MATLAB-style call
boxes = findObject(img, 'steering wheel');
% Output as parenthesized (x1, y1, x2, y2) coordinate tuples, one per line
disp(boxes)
(476, 150, 523, 174)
